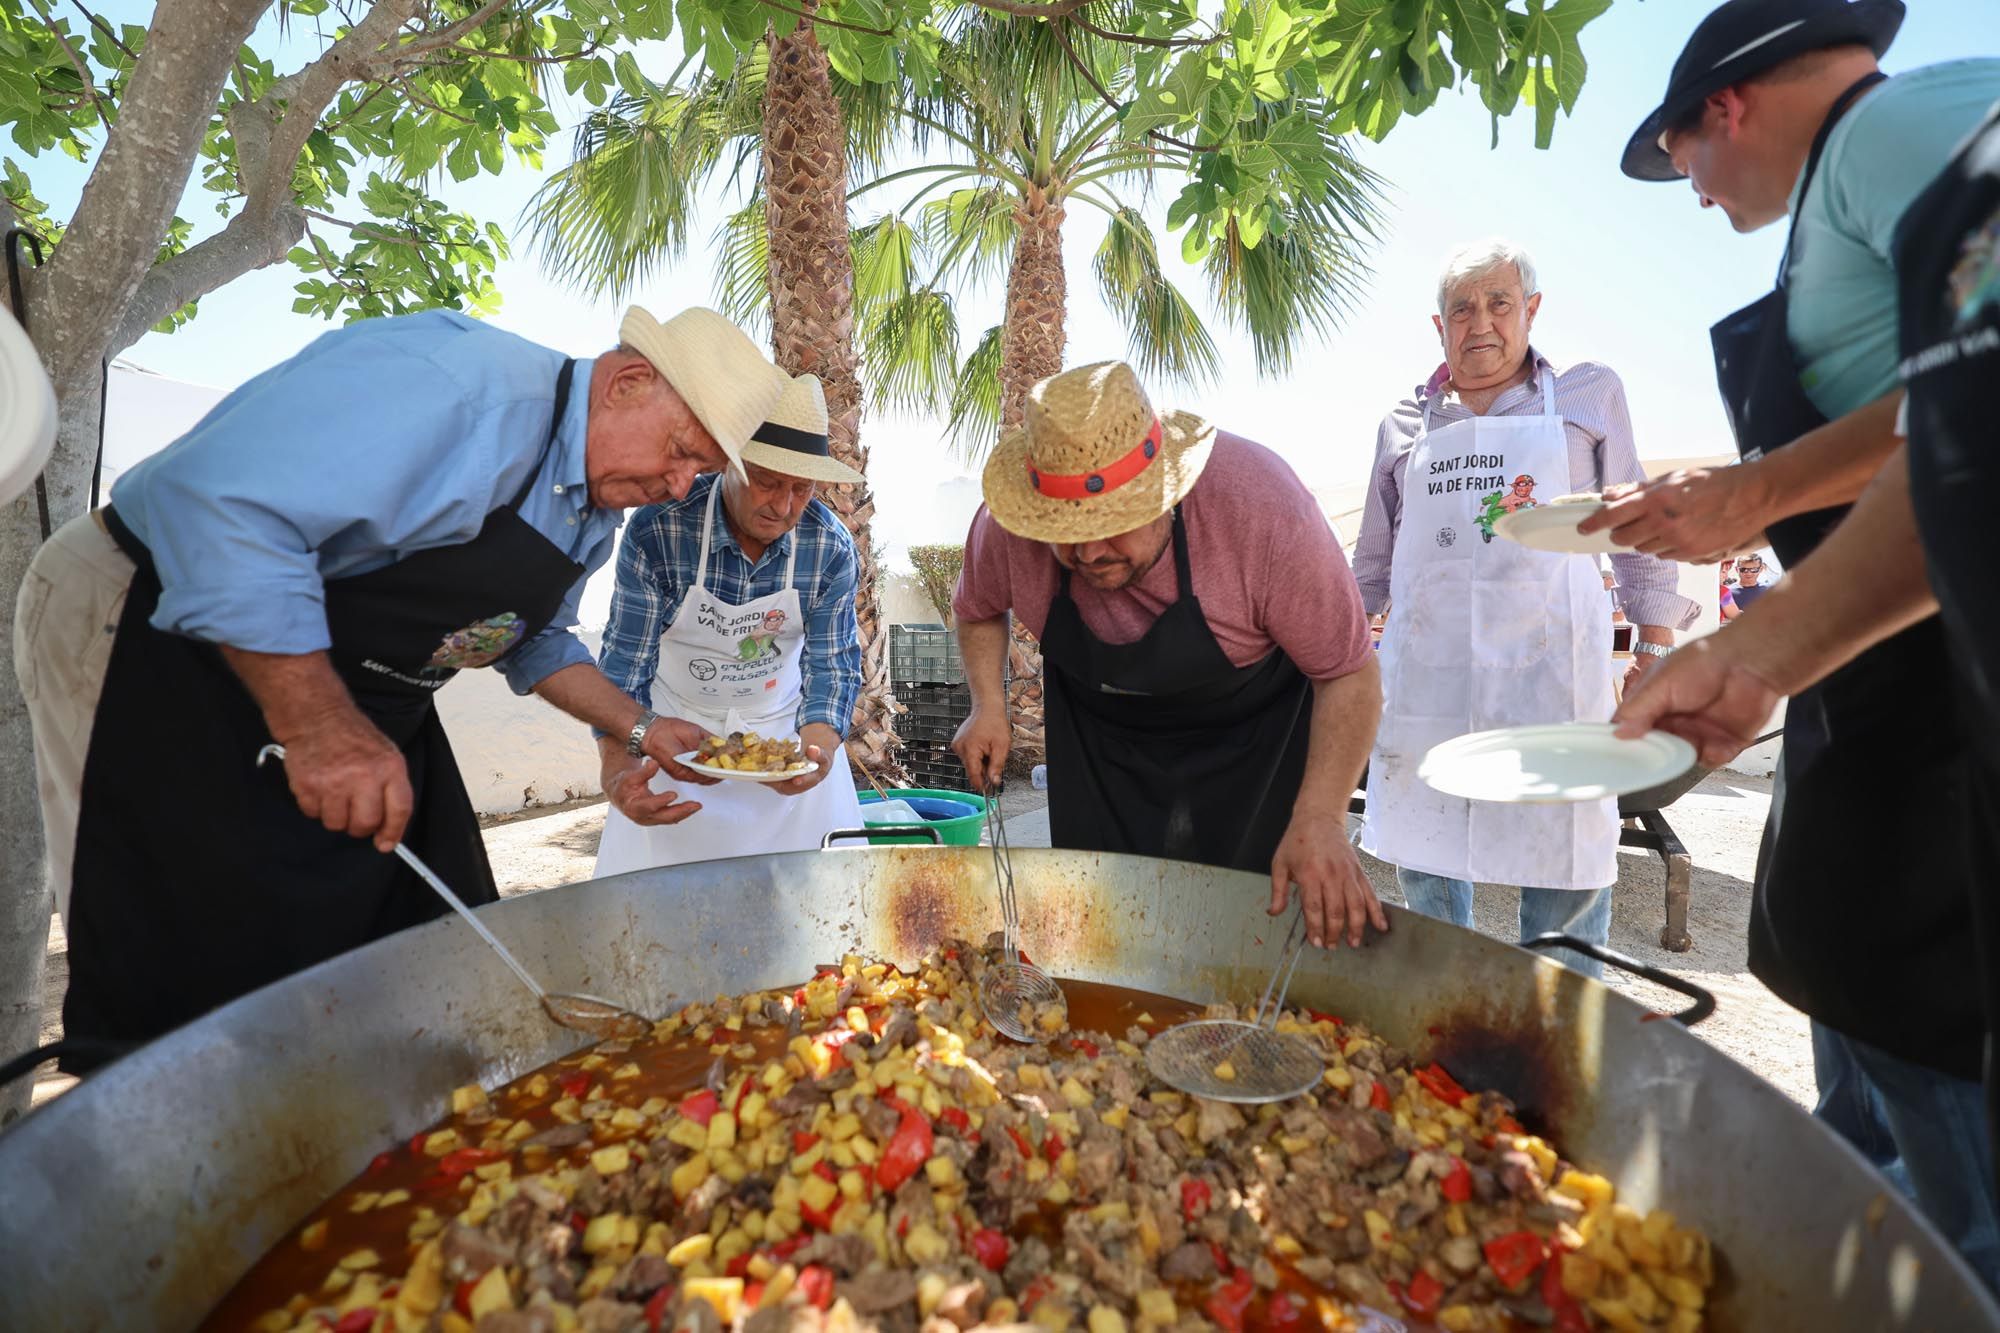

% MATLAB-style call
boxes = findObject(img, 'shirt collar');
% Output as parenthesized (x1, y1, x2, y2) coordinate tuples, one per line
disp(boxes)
(703, 474, 797, 569)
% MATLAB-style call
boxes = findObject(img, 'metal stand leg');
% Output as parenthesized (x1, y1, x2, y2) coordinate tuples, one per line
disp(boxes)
(1642, 809, 1693, 952)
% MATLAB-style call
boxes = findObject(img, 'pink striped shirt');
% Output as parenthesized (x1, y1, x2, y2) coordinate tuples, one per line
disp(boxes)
(1352, 351, 1699, 630)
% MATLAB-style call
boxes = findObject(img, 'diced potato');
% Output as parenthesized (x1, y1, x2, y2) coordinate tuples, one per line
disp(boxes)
(671, 1155, 710, 1199)
(826, 1112, 862, 1143)
(348, 1192, 381, 1214)
(1561, 1252, 1603, 1301)
(1212, 1061, 1238, 1083)
(791, 1139, 827, 1173)
(838, 1168, 868, 1201)
(339, 1248, 381, 1271)
(504, 1118, 536, 1143)
(338, 1272, 383, 1314)
(799, 1172, 841, 1215)
(849, 1135, 879, 1166)
(1437, 1308, 1481, 1333)
(299, 1219, 330, 1251)
(591, 1144, 631, 1176)
(1553, 1170, 1613, 1210)
(1089, 1201, 1132, 1224)
(1026, 1158, 1051, 1183)
(1276, 1134, 1313, 1155)
(1136, 1290, 1177, 1324)
(1060, 1077, 1093, 1109)
(1650, 1270, 1706, 1310)
(1271, 1234, 1304, 1258)
(320, 1266, 353, 1295)
(1362, 1209, 1394, 1250)
(925, 1157, 960, 1187)
(1642, 1208, 1677, 1247)
(582, 1215, 625, 1255)
(707, 1111, 738, 1151)
(918, 1272, 951, 1317)
(251, 1311, 291, 1332)
(667, 1232, 715, 1266)
(1032, 1300, 1073, 1332)
(1588, 1298, 1647, 1333)
(451, 1084, 488, 1114)
(467, 1267, 512, 1318)
(685, 1276, 746, 1323)
(904, 1222, 951, 1265)
(397, 1238, 446, 1315)
(1044, 1179, 1074, 1206)
(1088, 1305, 1128, 1333)
(988, 1299, 1021, 1324)
(1101, 1105, 1130, 1130)
(421, 1128, 461, 1157)
(610, 1107, 647, 1131)
(441, 1315, 474, 1333)
(1323, 1065, 1354, 1091)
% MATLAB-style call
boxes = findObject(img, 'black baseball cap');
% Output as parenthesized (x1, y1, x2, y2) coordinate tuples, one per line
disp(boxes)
(1622, 0, 1904, 181)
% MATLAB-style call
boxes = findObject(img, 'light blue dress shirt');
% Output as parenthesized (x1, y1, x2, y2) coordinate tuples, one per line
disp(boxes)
(108, 310, 616, 694)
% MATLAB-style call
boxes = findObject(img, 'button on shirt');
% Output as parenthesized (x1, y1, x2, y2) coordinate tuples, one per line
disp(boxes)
(1353, 352, 1699, 630)
(107, 310, 613, 693)
(597, 474, 863, 733)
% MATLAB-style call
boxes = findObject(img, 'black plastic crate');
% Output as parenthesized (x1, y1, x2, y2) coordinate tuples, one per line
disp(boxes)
(901, 739, 968, 790)
(891, 623, 964, 687)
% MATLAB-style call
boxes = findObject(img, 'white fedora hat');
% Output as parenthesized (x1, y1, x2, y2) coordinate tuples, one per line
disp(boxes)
(619, 305, 790, 478)
(739, 375, 863, 486)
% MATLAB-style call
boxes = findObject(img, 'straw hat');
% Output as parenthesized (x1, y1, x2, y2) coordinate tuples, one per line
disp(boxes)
(981, 361, 1215, 543)
(619, 306, 791, 478)
(739, 374, 864, 485)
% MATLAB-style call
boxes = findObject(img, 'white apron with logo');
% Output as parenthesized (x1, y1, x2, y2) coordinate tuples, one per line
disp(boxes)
(595, 484, 863, 874)
(1360, 366, 1618, 890)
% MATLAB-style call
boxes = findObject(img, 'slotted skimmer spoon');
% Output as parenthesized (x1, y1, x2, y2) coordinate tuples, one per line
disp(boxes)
(1145, 895, 1324, 1103)
(976, 782, 1067, 1042)
(256, 744, 650, 1042)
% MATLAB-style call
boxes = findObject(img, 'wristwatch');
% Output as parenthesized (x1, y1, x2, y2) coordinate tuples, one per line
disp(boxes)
(1633, 641, 1674, 660)
(625, 709, 660, 757)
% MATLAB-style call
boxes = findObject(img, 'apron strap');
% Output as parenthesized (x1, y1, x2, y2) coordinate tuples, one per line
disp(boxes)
(1778, 71, 1888, 284)
(784, 524, 800, 591)
(1168, 505, 1192, 597)
(509, 358, 576, 512)
(1537, 364, 1559, 421)
(694, 478, 720, 590)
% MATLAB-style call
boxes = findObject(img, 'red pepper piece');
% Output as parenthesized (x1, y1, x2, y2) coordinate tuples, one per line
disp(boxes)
(1440, 1157, 1474, 1204)
(1398, 1271, 1444, 1317)
(771, 1234, 811, 1260)
(743, 1281, 766, 1310)
(439, 1146, 506, 1178)
(1497, 1113, 1524, 1136)
(798, 1265, 835, 1310)
(1369, 1081, 1392, 1112)
(569, 1210, 589, 1235)
(1208, 1241, 1232, 1273)
(726, 1252, 754, 1279)
(1204, 1272, 1255, 1333)
(1483, 1230, 1548, 1290)
(942, 948, 959, 961)
(801, 1199, 836, 1231)
(367, 1151, 395, 1174)
(1181, 1178, 1213, 1222)
(453, 1278, 478, 1316)
(1265, 1292, 1307, 1331)
(679, 1089, 721, 1127)
(1006, 1126, 1034, 1159)
(876, 1105, 935, 1191)
(1020, 1277, 1052, 1313)
(415, 1171, 457, 1195)
(970, 1227, 1011, 1271)
(644, 1283, 675, 1331)
(409, 1132, 430, 1156)
(793, 987, 809, 1008)
(1306, 1010, 1344, 1026)
(1069, 1038, 1100, 1058)
(734, 1079, 751, 1114)
(813, 1161, 839, 1183)
(332, 1310, 377, 1333)
(1414, 1062, 1470, 1107)
(1042, 1133, 1065, 1163)
(558, 1071, 591, 1100)
(897, 1214, 911, 1239)
(793, 1131, 822, 1153)
(940, 1107, 971, 1134)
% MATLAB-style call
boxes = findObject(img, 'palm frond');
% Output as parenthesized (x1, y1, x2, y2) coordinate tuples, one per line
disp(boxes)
(918, 186, 1016, 291)
(860, 289, 962, 416)
(946, 325, 1007, 465)
(1092, 206, 1221, 387)
(851, 214, 923, 314)
(711, 199, 771, 337)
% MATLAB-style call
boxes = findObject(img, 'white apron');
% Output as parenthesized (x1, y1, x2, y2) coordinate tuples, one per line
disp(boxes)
(594, 484, 863, 875)
(1361, 366, 1618, 890)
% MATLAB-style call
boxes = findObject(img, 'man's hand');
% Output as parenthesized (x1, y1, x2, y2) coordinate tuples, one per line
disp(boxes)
(1613, 636, 1782, 768)
(1270, 814, 1387, 949)
(953, 706, 1011, 794)
(1579, 466, 1773, 563)
(601, 752, 705, 827)
(279, 707, 413, 852)
(769, 723, 842, 797)
(637, 715, 723, 786)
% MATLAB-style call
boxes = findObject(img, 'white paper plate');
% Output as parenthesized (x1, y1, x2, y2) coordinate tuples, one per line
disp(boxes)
(0, 304, 56, 510)
(1493, 499, 1625, 555)
(1418, 723, 1696, 804)
(675, 752, 819, 783)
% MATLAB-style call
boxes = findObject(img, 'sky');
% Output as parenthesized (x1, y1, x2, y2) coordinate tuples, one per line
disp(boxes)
(17, 0, 1991, 579)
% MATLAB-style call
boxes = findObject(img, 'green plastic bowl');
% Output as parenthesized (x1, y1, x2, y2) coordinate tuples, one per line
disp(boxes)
(857, 787, 987, 846)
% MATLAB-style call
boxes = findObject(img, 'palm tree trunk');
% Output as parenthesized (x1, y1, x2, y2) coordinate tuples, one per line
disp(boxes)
(760, 7, 905, 783)
(995, 183, 1069, 773)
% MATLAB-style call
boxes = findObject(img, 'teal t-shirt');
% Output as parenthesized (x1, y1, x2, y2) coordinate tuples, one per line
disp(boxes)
(1787, 57, 2000, 419)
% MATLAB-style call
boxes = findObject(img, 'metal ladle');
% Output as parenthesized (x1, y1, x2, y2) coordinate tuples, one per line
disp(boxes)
(256, 744, 650, 1042)
(975, 781, 1067, 1042)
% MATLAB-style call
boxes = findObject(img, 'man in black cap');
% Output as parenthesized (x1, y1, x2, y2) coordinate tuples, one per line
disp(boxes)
(1616, 96, 2000, 1288)
(1579, 0, 2000, 1285)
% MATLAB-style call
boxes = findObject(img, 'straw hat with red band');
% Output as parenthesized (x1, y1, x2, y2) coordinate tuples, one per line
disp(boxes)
(981, 361, 1216, 544)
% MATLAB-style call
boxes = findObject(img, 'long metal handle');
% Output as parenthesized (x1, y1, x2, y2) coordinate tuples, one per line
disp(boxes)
(1253, 901, 1309, 1030)
(256, 743, 548, 1003)
(1521, 933, 1718, 1026)
(985, 783, 1019, 960)
(820, 824, 943, 848)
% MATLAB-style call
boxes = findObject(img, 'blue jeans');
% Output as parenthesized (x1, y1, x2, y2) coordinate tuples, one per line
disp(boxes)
(1396, 867, 1612, 980)
(1843, 1032, 2000, 1291)
(1812, 1021, 1912, 1198)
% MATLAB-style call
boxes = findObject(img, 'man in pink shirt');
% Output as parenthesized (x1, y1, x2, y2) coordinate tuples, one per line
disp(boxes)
(951, 361, 1385, 950)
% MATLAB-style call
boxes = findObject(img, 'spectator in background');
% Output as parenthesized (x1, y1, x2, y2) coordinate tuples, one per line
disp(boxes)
(1733, 552, 1772, 609)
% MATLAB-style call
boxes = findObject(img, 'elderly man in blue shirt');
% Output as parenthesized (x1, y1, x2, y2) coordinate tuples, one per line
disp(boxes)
(592, 374, 868, 873)
(13, 304, 791, 1068)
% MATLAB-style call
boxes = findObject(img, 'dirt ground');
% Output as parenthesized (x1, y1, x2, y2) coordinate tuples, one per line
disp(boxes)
(31, 771, 1814, 1113)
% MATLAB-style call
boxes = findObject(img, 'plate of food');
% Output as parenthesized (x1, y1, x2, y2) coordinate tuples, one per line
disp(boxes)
(676, 730, 818, 782)
(1418, 722, 1696, 804)
(1493, 492, 1627, 555)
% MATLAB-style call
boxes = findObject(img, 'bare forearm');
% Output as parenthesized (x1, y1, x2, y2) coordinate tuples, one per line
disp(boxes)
(1731, 443, 1937, 695)
(219, 647, 363, 739)
(1294, 657, 1382, 818)
(1750, 390, 1905, 523)
(957, 616, 1010, 712)
(534, 662, 649, 737)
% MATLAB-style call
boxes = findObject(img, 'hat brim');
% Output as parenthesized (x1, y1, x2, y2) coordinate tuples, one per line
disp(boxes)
(1621, 0, 1905, 182)
(980, 410, 1217, 544)
(738, 439, 865, 486)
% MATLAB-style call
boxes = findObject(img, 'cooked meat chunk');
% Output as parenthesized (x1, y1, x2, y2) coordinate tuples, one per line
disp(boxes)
(840, 1268, 919, 1313)
(1159, 1242, 1218, 1283)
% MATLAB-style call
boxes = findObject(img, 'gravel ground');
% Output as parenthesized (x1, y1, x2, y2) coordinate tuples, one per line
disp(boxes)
(31, 773, 1812, 1113)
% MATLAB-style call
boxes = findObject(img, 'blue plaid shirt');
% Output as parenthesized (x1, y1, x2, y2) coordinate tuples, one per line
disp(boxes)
(598, 474, 862, 734)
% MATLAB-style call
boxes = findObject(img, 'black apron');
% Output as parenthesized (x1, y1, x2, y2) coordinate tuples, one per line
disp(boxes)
(62, 361, 587, 1069)
(1894, 99, 2000, 1183)
(1710, 74, 1983, 1079)
(1038, 507, 1314, 873)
